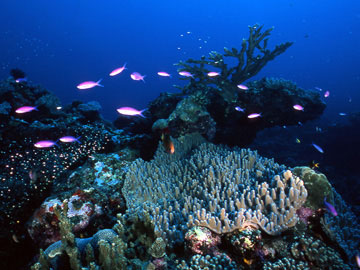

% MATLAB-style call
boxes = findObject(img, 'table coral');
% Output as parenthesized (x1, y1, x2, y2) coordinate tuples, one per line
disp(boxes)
(123, 133, 308, 245)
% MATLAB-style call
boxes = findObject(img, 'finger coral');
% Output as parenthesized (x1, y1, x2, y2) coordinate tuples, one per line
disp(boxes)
(123, 133, 308, 245)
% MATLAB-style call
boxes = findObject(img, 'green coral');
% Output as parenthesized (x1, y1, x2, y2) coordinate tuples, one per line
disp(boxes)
(292, 166, 333, 209)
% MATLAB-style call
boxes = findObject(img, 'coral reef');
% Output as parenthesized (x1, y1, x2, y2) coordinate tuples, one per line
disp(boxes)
(184, 226, 221, 256)
(175, 254, 238, 270)
(31, 205, 127, 270)
(174, 24, 293, 100)
(123, 133, 308, 245)
(143, 76, 325, 147)
(0, 77, 144, 269)
(325, 189, 360, 269)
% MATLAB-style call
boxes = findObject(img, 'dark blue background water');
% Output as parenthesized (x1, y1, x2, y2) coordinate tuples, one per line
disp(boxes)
(1, 0, 359, 120)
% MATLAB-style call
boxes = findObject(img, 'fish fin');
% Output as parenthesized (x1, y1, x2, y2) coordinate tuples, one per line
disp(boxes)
(142, 75, 146, 83)
(139, 109, 147, 118)
(76, 136, 82, 144)
(97, 79, 104, 87)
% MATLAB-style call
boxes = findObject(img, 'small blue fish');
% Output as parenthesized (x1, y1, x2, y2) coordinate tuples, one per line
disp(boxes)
(338, 113, 347, 116)
(312, 143, 324, 153)
(235, 106, 244, 112)
(15, 77, 27, 83)
(324, 198, 337, 216)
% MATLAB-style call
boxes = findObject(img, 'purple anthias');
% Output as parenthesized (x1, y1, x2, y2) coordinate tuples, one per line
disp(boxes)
(293, 104, 304, 111)
(324, 198, 337, 216)
(15, 106, 37, 114)
(117, 107, 146, 118)
(77, 79, 103, 90)
(178, 71, 193, 77)
(130, 72, 146, 82)
(34, 140, 57, 148)
(247, 113, 261, 119)
(109, 63, 127, 76)
(59, 136, 81, 143)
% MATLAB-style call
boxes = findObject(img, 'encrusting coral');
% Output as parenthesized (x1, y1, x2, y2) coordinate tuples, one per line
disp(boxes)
(123, 133, 308, 244)
(292, 166, 333, 210)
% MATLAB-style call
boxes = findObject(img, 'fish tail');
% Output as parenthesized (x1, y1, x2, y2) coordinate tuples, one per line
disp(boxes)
(76, 136, 82, 144)
(139, 109, 147, 118)
(97, 78, 104, 87)
(142, 75, 146, 83)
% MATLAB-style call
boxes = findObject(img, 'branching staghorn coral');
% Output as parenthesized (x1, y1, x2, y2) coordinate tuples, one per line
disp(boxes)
(174, 24, 293, 101)
(123, 134, 307, 244)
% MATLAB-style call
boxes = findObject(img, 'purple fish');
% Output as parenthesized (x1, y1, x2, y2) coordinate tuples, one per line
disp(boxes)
(356, 255, 360, 267)
(324, 91, 330, 98)
(312, 143, 324, 153)
(59, 136, 81, 143)
(117, 107, 146, 118)
(34, 140, 57, 148)
(235, 106, 245, 112)
(293, 104, 304, 111)
(15, 78, 27, 83)
(237, 84, 249, 90)
(248, 113, 261, 119)
(15, 106, 38, 114)
(77, 79, 103, 90)
(207, 72, 220, 77)
(157, 71, 171, 77)
(178, 71, 193, 77)
(109, 63, 127, 76)
(324, 198, 337, 216)
(130, 72, 146, 82)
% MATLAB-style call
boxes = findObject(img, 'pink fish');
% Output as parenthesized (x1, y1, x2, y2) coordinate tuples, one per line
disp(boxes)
(293, 104, 304, 111)
(34, 140, 57, 148)
(207, 72, 220, 77)
(77, 79, 103, 90)
(157, 71, 171, 77)
(179, 71, 193, 77)
(247, 113, 261, 119)
(117, 107, 146, 118)
(130, 72, 146, 82)
(324, 198, 337, 216)
(324, 91, 330, 98)
(109, 63, 127, 76)
(356, 255, 360, 267)
(59, 136, 81, 143)
(237, 84, 249, 90)
(15, 106, 38, 114)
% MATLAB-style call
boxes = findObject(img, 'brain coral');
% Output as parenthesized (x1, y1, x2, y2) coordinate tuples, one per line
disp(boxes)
(123, 134, 307, 243)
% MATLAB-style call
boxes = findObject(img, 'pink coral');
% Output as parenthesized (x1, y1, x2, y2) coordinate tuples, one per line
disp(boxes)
(185, 226, 221, 255)
(296, 207, 314, 224)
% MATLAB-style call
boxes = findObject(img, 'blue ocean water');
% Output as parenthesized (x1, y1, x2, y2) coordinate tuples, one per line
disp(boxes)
(1, 0, 359, 120)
